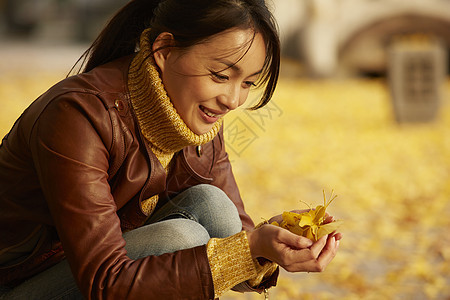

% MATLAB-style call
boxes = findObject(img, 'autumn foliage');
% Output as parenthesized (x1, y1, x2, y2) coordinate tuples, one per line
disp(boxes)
(1, 70, 449, 299)
(272, 191, 342, 242)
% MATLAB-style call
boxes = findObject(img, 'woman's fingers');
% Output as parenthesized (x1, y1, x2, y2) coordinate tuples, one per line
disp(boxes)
(276, 226, 314, 249)
(248, 224, 342, 274)
(332, 231, 343, 241)
(268, 214, 282, 225)
(316, 235, 339, 270)
(284, 234, 340, 273)
(309, 234, 328, 258)
(323, 214, 334, 224)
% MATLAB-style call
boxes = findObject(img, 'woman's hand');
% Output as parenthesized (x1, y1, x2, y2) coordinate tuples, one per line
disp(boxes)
(267, 209, 310, 225)
(247, 224, 341, 273)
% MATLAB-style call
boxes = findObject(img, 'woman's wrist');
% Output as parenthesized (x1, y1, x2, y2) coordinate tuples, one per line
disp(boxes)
(246, 228, 262, 259)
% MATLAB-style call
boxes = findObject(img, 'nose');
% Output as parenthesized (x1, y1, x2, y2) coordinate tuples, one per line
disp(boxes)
(218, 83, 242, 111)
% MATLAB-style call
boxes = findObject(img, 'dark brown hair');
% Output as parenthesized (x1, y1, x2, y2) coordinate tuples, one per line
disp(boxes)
(75, 0, 280, 109)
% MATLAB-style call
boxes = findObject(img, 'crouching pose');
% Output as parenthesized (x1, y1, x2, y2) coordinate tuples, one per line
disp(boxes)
(0, 0, 342, 299)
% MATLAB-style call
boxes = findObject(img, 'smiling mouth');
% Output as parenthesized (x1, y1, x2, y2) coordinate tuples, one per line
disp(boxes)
(200, 105, 221, 118)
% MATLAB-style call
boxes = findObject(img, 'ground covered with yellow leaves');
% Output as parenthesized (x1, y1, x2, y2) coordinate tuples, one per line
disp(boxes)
(1, 69, 449, 299)
(222, 78, 450, 300)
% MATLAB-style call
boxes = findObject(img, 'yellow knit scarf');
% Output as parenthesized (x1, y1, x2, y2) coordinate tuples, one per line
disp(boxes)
(128, 29, 222, 215)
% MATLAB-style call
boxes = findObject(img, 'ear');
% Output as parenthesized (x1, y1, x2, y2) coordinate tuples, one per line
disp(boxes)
(152, 32, 175, 73)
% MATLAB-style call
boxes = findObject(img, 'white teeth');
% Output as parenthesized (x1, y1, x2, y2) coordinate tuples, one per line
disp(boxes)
(202, 107, 217, 117)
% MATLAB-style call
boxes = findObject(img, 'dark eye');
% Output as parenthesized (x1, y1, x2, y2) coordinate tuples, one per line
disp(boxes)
(243, 81, 256, 88)
(211, 72, 229, 82)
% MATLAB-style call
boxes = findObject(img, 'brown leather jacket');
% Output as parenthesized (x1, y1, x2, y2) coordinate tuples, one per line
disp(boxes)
(0, 55, 259, 299)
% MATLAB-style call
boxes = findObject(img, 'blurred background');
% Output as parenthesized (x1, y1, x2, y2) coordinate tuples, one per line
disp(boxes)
(1, 0, 449, 299)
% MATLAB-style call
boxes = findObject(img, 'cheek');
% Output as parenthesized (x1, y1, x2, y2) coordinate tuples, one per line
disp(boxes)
(171, 79, 212, 115)
(239, 89, 251, 106)
(163, 74, 195, 107)
(164, 72, 218, 108)
(161, 71, 179, 100)
(188, 78, 218, 101)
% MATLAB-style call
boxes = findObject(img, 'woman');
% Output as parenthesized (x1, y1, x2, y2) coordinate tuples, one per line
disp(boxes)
(0, 0, 342, 299)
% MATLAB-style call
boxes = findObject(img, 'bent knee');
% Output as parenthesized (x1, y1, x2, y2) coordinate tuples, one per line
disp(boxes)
(168, 219, 210, 247)
(188, 184, 227, 199)
(189, 184, 242, 237)
(124, 219, 210, 258)
(189, 184, 234, 211)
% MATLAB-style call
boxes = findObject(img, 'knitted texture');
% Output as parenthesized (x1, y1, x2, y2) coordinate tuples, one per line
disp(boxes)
(128, 29, 222, 215)
(206, 231, 257, 298)
(206, 231, 279, 298)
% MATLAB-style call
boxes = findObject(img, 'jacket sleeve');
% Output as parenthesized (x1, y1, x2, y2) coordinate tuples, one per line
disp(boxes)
(29, 94, 214, 299)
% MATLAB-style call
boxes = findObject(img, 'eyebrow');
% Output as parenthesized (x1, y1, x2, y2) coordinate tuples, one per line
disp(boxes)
(215, 58, 263, 77)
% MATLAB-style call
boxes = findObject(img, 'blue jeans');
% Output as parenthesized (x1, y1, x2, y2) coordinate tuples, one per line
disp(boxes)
(0, 184, 242, 299)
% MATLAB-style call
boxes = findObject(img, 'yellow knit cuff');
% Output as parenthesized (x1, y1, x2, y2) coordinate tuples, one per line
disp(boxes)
(206, 231, 257, 298)
(248, 258, 278, 287)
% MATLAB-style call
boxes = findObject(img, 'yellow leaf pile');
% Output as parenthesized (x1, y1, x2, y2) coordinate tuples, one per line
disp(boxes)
(222, 77, 450, 299)
(271, 191, 342, 241)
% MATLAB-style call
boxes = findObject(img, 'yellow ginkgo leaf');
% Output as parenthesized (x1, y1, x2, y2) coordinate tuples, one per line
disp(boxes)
(272, 190, 342, 241)
(298, 214, 313, 227)
(313, 205, 326, 224)
(316, 220, 343, 240)
(271, 221, 280, 227)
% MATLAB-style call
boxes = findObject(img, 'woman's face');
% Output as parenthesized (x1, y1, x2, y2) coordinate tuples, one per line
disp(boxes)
(153, 28, 267, 135)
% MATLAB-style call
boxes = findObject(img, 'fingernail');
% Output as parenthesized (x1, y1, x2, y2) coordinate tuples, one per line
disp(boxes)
(336, 240, 340, 248)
